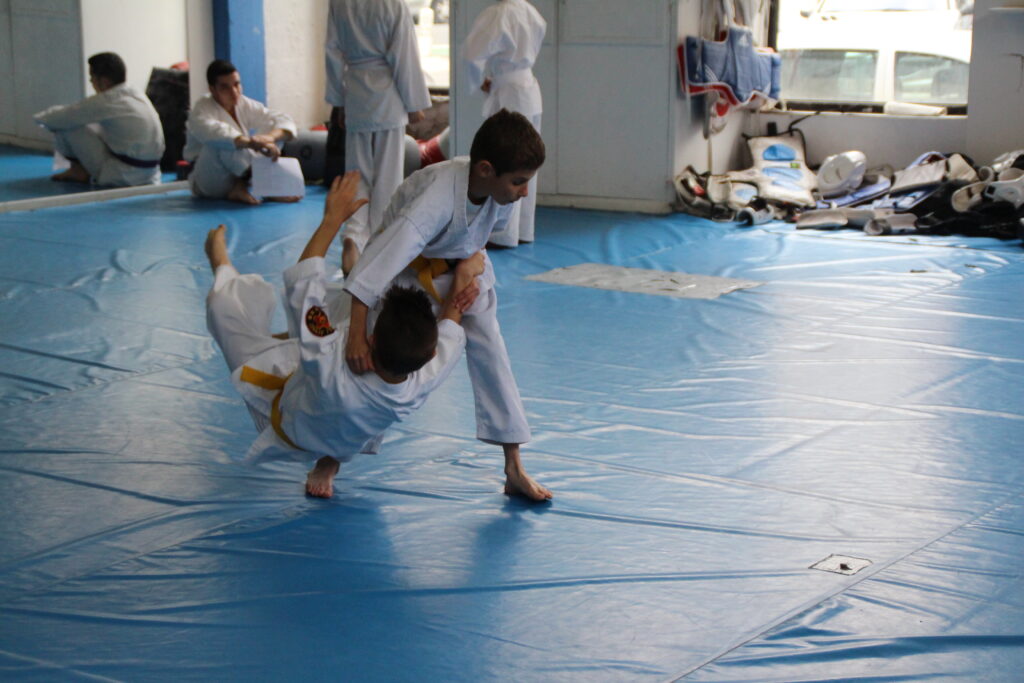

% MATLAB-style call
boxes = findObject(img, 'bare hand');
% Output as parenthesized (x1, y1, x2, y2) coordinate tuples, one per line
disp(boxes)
(408, 110, 425, 124)
(250, 135, 281, 160)
(345, 330, 374, 374)
(456, 251, 486, 278)
(481, 79, 492, 94)
(324, 171, 368, 228)
(450, 281, 480, 312)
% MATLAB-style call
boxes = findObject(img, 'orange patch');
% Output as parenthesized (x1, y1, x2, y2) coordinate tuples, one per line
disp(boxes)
(305, 306, 335, 337)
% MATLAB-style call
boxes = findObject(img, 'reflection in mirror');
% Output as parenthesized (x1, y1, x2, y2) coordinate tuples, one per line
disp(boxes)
(0, 0, 189, 205)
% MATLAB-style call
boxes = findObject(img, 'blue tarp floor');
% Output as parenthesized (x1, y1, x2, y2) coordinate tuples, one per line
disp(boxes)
(0, 183, 1022, 681)
(0, 144, 177, 203)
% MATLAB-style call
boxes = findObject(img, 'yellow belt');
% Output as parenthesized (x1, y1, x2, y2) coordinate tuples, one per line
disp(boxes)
(238, 366, 303, 450)
(409, 256, 451, 303)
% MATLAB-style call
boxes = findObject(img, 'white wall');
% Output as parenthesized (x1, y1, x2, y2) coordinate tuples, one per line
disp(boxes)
(186, 0, 214, 105)
(752, 111, 968, 168)
(80, 0, 187, 94)
(264, 0, 331, 131)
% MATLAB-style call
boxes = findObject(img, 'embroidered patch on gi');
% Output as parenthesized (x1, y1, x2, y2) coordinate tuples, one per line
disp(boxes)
(305, 306, 335, 337)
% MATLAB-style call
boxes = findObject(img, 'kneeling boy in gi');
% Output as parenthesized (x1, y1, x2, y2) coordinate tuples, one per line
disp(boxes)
(343, 109, 552, 502)
(205, 171, 481, 498)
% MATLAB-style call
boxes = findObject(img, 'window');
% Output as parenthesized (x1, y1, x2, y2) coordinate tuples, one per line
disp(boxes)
(405, 0, 450, 90)
(894, 52, 969, 104)
(774, 0, 972, 112)
(781, 50, 878, 103)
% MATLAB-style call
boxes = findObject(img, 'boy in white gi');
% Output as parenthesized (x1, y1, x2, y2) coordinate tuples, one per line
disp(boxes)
(463, 0, 546, 247)
(34, 52, 165, 187)
(344, 109, 552, 502)
(205, 171, 482, 498)
(325, 0, 433, 274)
(185, 60, 299, 205)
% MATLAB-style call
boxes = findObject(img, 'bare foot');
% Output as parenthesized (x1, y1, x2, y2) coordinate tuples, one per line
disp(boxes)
(227, 180, 261, 205)
(504, 466, 553, 502)
(306, 456, 340, 498)
(51, 163, 90, 183)
(204, 225, 230, 272)
(342, 237, 360, 276)
(266, 195, 302, 203)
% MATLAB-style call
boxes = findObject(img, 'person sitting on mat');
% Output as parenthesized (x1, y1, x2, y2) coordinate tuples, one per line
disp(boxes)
(205, 170, 481, 498)
(344, 109, 552, 502)
(34, 51, 165, 187)
(184, 59, 299, 205)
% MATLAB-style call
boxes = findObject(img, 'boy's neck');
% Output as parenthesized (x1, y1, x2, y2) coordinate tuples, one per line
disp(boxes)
(466, 175, 489, 205)
(374, 368, 408, 384)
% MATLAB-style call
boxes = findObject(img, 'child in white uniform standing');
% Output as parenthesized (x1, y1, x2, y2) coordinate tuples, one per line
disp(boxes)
(344, 110, 552, 502)
(325, 0, 432, 273)
(463, 0, 546, 247)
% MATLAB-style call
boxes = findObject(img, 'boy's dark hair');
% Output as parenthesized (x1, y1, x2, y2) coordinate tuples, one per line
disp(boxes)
(371, 286, 438, 376)
(88, 52, 126, 86)
(206, 59, 238, 86)
(469, 108, 545, 177)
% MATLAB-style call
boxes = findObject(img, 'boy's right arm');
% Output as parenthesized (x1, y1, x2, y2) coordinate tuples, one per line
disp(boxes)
(439, 251, 485, 325)
(346, 297, 374, 374)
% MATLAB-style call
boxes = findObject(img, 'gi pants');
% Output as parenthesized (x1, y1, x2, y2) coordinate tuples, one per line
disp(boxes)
(206, 265, 287, 432)
(54, 126, 160, 187)
(393, 268, 531, 445)
(190, 147, 257, 199)
(344, 127, 405, 250)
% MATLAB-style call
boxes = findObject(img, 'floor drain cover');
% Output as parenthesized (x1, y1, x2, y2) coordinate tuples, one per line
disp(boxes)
(810, 554, 872, 575)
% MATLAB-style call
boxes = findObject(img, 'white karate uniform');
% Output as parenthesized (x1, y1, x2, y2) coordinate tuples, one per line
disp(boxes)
(325, 0, 432, 250)
(345, 157, 531, 445)
(184, 93, 298, 199)
(206, 257, 465, 460)
(33, 83, 164, 187)
(463, 0, 546, 246)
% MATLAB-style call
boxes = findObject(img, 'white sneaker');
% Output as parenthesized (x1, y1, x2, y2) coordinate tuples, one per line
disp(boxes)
(983, 172, 1024, 208)
(951, 181, 989, 213)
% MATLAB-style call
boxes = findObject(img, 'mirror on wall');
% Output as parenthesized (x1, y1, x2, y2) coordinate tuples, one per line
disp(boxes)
(0, 0, 189, 206)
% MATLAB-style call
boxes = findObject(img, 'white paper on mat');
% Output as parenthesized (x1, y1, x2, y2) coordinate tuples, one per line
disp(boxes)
(525, 263, 762, 299)
(251, 156, 305, 199)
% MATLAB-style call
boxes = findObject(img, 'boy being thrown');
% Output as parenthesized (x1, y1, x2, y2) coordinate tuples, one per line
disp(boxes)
(205, 171, 481, 498)
(344, 109, 552, 502)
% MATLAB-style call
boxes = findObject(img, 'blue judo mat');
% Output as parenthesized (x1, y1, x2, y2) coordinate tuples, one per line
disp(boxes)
(0, 144, 177, 203)
(0, 186, 1022, 681)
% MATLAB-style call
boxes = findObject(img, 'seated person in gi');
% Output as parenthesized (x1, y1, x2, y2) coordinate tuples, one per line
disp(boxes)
(33, 51, 165, 187)
(344, 109, 552, 502)
(185, 59, 299, 205)
(205, 170, 482, 498)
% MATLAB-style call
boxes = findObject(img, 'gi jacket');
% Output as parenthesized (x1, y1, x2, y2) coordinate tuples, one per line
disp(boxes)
(324, 0, 432, 131)
(463, 0, 546, 118)
(34, 83, 165, 162)
(183, 93, 297, 160)
(234, 257, 465, 458)
(345, 158, 513, 309)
